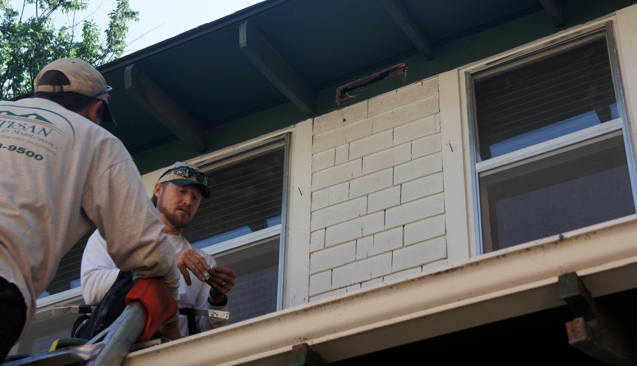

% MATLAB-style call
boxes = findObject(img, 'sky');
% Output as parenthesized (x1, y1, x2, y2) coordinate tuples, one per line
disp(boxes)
(8, 0, 264, 55)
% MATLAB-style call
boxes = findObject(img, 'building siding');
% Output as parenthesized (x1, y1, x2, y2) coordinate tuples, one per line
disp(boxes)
(308, 77, 447, 300)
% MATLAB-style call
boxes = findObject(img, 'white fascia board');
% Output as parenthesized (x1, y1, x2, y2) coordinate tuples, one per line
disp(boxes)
(124, 214, 637, 366)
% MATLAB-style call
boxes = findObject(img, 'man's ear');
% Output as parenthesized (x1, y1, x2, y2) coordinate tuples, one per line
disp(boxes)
(154, 182, 164, 199)
(87, 100, 104, 125)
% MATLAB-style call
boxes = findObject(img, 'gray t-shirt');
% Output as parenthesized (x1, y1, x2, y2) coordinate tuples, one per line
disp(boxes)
(0, 98, 180, 338)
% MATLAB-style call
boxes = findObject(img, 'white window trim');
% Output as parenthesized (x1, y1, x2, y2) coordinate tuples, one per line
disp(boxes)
(460, 17, 637, 255)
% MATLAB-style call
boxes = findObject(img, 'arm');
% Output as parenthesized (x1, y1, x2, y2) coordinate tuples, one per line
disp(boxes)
(80, 230, 120, 305)
(81, 159, 180, 309)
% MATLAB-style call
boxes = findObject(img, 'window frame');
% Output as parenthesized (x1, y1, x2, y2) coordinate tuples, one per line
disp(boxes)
(464, 21, 637, 255)
(193, 132, 291, 311)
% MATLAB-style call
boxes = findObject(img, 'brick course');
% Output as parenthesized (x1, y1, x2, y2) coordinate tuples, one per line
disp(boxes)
(307, 75, 448, 298)
(310, 241, 356, 274)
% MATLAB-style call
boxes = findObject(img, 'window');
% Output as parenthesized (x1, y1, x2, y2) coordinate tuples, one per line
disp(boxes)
(183, 136, 290, 324)
(16, 135, 290, 354)
(467, 23, 637, 254)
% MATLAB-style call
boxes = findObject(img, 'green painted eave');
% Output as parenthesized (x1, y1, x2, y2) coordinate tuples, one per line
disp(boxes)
(94, 0, 637, 174)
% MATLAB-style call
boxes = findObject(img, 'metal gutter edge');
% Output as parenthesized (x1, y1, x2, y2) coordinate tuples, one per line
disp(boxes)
(124, 214, 637, 366)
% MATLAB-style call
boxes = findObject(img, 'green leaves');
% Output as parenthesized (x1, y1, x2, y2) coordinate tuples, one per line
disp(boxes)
(0, 0, 139, 100)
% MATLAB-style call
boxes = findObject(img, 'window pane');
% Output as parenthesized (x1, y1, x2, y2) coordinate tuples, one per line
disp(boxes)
(479, 135, 635, 251)
(475, 33, 618, 159)
(40, 228, 95, 298)
(213, 236, 279, 324)
(185, 147, 284, 247)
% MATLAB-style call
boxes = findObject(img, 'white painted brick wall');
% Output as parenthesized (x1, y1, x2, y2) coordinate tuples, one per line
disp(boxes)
(392, 237, 446, 272)
(309, 271, 331, 296)
(393, 115, 436, 146)
(385, 193, 444, 229)
(412, 134, 442, 159)
(355, 236, 373, 260)
(349, 168, 393, 198)
(312, 189, 328, 211)
(372, 95, 439, 133)
(422, 258, 448, 273)
(307, 74, 451, 299)
(332, 252, 392, 289)
(313, 118, 372, 153)
(383, 267, 421, 282)
(356, 227, 403, 259)
(310, 229, 325, 252)
(309, 288, 347, 302)
(368, 186, 400, 213)
(401, 173, 443, 203)
(362, 143, 410, 175)
(335, 144, 349, 164)
(310, 241, 356, 274)
(325, 212, 384, 247)
(312, 149, 335, 172)
(435, 113, 440, 133)
(404, 215, 446, 246)
(314, 102, 368, 135)
(369, 77, 438, 116)
(311, 196, 367, 231)
(312, 159, 361, 191)
(328, 183, 349, 206)
(361, 278, 382, 288)
(349, 130, 393, 160)
(394, 153, 441, 185)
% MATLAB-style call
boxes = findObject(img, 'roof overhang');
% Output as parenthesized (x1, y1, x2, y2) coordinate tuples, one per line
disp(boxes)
(94, 0, 566, 160)
(123, 214, 637, 366)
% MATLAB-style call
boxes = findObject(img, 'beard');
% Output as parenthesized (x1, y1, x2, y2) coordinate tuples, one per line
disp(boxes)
(157, 202, 193, 230)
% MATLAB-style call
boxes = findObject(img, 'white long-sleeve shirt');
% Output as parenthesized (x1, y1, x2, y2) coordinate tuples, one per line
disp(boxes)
(0, 98, 180, 339)
(82, 230, 229, 336)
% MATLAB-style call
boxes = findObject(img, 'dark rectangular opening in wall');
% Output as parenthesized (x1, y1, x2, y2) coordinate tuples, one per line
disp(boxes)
(336, 63, 405, 105)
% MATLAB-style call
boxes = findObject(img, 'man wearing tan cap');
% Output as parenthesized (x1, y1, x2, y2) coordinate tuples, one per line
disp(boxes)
(0, 58, 181, 359)
(81, 162, 236, 337)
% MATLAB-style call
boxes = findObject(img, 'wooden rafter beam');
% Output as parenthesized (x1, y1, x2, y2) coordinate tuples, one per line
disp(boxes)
(239, 20, 317, 115)
(559, 272, 637, 365)
(291, 344, 329, 366)
(379, 0, 435, 60)
(124, 64, 207, 153)
(539, 0, 564, 27)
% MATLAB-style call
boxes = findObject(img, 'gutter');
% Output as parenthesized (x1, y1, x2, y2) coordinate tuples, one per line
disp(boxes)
(123, 214, 637, 366)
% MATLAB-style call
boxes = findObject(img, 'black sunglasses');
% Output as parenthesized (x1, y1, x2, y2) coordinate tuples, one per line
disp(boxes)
(160, 166, 207, 185)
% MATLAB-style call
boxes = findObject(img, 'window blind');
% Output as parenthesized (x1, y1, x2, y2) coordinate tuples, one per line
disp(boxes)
(184, 148, 284, 245)
(475, 34, 617, 160)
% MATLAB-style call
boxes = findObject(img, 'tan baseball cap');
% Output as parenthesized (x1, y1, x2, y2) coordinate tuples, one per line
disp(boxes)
(158, 162, 211, 199)
(35, 58, 116, 124)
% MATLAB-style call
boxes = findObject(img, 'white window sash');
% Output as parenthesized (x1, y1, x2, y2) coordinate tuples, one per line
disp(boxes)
(465, 20, 637, 255)
(476, 118, 624, 174)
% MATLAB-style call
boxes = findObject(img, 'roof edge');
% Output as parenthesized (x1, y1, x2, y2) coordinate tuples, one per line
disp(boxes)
(98, 0, 292, 74)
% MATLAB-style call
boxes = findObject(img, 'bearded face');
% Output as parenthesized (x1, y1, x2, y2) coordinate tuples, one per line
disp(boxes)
(155, 183, 202, 231)
(157, 200, 193, 229)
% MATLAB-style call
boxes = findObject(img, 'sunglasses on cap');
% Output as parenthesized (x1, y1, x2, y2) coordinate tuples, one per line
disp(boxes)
(160, 166, 208, 185)
(92, 86, 112, 102)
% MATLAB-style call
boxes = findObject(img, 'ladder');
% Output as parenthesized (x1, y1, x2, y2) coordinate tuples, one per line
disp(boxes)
(3, 278, 229, 366)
